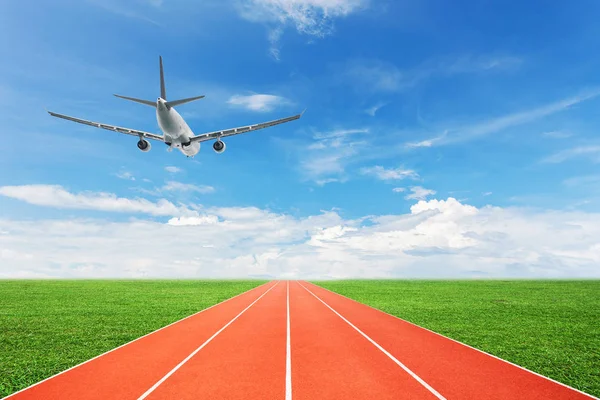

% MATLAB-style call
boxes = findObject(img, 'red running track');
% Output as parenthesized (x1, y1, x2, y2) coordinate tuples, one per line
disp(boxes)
(5, 281, 598, 400)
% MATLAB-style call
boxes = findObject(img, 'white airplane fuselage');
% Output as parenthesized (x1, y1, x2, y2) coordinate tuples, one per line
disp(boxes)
(156, 98, 200, 157)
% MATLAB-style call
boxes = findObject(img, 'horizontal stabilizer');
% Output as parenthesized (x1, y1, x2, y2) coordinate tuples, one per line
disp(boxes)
(165, 95, 205, 108)
(114, 94, 156, 107)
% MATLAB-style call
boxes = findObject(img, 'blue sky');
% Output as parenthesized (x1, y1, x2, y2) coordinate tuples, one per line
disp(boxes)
(1, 0, 600, 278)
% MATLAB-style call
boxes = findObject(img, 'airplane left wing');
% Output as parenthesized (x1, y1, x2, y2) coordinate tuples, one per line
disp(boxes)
(47, 111, 164, 142)
(189, 110, 305, 143)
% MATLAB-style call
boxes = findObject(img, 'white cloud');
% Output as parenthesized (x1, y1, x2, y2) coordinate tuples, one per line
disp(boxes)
(165, 166, 182, 173)
(344, 55, 522, 93)
(542, 131, 572, 139)
(227, 94, 290, 112)
(2, 196, 600, 278)
(0, 185, 194, 217)
(405, 186, 436, 201)
(361, 166, 419, 181)
(392, 187, 405, 193)
(483, 191, 493, 196)
(563, 174, 600, 187)
(237, 0, 367, 59)
(115, 171, 135, 181)
(293, 128, 370, 184)
(162, 181, 215, 194)
(167, 215, 220, 226)
(365, 102, 386, 116)
(410, 90, 600, 147)
(87, 0, 161, 26)
(541, 145, 600, 164)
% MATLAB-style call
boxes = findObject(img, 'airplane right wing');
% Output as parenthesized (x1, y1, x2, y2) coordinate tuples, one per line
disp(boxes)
(48, 111, 165, 142)
(189, 110, 305, 143)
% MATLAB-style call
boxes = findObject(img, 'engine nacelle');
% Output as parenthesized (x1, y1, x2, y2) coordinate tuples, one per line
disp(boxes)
(137, 139, 151, 152)
(213, 140, 226, 153)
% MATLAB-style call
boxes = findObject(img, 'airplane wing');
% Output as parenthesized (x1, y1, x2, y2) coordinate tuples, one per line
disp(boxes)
(47, 111, 165, 142)
(189, 110, 305, 143)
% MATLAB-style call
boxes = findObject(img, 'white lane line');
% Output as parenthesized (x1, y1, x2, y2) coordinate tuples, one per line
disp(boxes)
(297, 282, 446, 400)
(3, 281, 273, 400)
(307, 282, 600, 400)
(286, 280, 292, 400)
(137, 281, 279, 400)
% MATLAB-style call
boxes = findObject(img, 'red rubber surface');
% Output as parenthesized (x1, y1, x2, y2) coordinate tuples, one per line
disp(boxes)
(6, 280, 596, 400)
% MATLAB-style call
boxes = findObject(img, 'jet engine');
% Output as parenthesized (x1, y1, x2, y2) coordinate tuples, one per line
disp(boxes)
(137, 139, 151, 152)
(213, 140, 226, 153)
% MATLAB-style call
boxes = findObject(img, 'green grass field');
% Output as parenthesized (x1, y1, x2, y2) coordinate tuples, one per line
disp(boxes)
(0, 280, 266, 398)
(313, 280, 600, 397)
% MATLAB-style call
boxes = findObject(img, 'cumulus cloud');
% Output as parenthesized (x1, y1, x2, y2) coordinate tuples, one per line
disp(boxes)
(236, 0, 367, 59)
(361, 166, 419, 181)
(228, 94, 290, 112)
(2, 196, 600, 279)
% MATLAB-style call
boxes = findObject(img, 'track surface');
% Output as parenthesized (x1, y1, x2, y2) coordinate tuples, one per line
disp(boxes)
(5, 281, 597, 400)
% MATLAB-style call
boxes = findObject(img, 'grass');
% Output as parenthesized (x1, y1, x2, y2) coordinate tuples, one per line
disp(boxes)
(0, 279, 266, 398)
(312, 280, 600, 397)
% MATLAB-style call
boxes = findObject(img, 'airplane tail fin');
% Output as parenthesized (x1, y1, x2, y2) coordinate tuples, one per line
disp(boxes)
(160, 55, 166, 100)
(113, 94, 157, 107)
(113, 57, 204, 108)
(165, 95, 205, 108)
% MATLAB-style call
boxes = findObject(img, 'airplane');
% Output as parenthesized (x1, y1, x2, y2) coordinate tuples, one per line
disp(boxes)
(47, 56, 305, 158)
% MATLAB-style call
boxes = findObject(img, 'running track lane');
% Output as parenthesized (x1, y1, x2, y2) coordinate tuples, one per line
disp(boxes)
(301, 281, 598, 400)
(5, 281, 276, 400)
(140, 280, 288, 399)
(289, 280, 441, 399)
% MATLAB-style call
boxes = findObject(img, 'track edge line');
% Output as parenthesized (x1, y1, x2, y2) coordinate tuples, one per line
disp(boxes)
(3, 280, 274, 400)
(137, 281, 279, 399)
(305, 281, 600, 400)
(297, 281, 446, 400)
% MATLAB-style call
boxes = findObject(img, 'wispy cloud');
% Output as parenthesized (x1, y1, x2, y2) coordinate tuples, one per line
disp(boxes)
(236, 0, 368, 60)
(227, 94, 290, 112)
(409, 90, 600, 147)
(115, 171, 135, 181)
(165, 166, 183, 173)
(563, 174, 600, 187)
(405, 186, 436, 201)
(360, 165, 419, 181)
(86, 0, 161, 26)
(0, 185, 193, 217)
(162, 181, 215, 194)
(392, 187, 405, 193)
(542, 145, 600, 164)
(296, 128, 369, 184)
(542, 131, 573, 139)
(343, 54, 522, 93)
(365, 102, 387, 116)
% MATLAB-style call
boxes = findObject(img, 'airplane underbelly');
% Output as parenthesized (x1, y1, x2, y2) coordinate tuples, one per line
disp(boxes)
(159, 119, 180, 137)
(181, 141, 200, 156)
